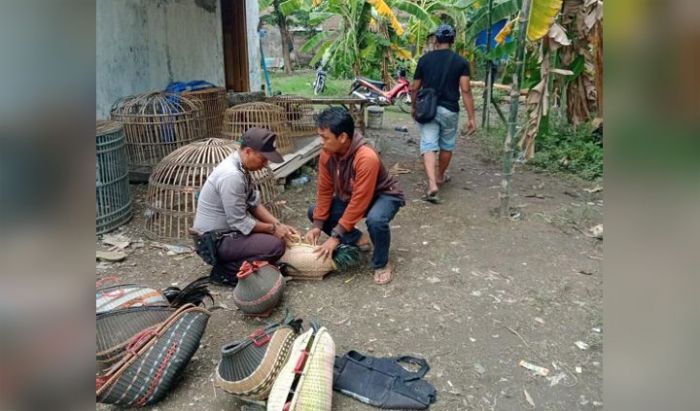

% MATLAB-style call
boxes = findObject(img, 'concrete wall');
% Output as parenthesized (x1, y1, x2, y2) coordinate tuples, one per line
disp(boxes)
(245, 0, 262, 92)
(96, 0, 227, 118)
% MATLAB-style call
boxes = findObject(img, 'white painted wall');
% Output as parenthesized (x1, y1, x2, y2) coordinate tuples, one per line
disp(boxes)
(96, 0, 226, 118)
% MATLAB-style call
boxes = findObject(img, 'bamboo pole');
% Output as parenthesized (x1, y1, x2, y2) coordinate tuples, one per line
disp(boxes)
(500, 0, 532, 218)
(482, 0, 494, 130)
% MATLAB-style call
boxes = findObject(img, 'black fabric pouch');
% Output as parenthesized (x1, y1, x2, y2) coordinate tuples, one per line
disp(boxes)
(333, 351, 437, 409)
(194, 230, 231, 266)
(414, 88, 438, 124)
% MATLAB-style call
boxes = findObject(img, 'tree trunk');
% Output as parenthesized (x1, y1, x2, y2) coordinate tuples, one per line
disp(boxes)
(500, 0, 532, 218)
(273, 0, 292, 74)
(381, 25, 393, 86)
(592, 20, 603, 115)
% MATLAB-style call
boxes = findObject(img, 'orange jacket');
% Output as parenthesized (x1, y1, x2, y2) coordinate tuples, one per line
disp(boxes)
(312, 133, 404, 236)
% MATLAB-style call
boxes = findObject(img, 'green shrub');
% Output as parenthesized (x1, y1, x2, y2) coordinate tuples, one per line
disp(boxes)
(529, 121, 603, 181)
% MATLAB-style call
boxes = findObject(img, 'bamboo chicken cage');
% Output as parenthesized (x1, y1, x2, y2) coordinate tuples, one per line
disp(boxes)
(96, 120, 132, 234)
(221, 102, 293, 155)
(182, 87, 227, 138)
(144, 138, 282, 242)
(110, 91, 205, 180)
(268, 95, 317, 138)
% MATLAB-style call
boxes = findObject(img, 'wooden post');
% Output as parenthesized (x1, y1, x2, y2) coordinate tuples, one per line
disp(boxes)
(500, 0, 532, 218)
(482, 0, 494, 130)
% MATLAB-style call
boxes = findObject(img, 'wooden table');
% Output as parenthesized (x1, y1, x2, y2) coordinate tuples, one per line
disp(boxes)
(307, 97, 370, 132)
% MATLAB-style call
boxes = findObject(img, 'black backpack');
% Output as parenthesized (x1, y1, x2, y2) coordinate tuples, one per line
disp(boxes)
(414, 53, 455, 124)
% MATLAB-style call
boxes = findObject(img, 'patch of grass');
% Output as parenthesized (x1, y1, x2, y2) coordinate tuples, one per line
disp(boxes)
(475, 116, 603, 181)
(530, 121, 603, 181)
(268, 70, 353, 98)
(474, 123, 506, 163)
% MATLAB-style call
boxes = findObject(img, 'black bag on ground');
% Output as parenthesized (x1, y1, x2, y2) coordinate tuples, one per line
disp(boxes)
(333, 351, 437, 409)
(413, 53, 455, 124)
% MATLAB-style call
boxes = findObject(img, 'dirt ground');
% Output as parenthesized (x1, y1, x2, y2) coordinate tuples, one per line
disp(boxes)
(97, 110, 603, 410)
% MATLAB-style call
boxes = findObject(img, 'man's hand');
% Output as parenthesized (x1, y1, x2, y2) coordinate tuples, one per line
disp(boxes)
(313, 237, 340, 262)
(273, 223, 299, 242)
(465, 118, 477, 136)
(304, 227, 322, 246)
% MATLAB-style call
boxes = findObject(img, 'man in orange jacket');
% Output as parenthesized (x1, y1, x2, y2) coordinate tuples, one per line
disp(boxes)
(304, 107, 405, 285)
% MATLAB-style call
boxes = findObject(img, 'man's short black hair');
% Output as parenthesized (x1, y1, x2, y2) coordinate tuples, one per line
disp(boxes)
(315, 107, 354, 139)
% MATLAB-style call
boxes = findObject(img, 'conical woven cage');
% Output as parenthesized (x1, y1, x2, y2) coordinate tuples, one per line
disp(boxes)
(182, 87, 227, 138)
(110, 91, 206, 176)
(268, 95, 317, 138)
(96, 120, 133, 234)
(144, 138, 281, 242)
(221, 102, 293, 155)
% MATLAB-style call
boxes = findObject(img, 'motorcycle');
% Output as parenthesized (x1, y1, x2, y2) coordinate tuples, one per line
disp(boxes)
(349, 69, 411, 113)
(312, 64, 327, 95)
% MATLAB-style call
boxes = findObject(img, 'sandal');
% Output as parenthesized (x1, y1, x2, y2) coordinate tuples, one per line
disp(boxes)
(422, 191, 443, 204)
(373, 263, 394, 285)
(437, 173, 452, 186)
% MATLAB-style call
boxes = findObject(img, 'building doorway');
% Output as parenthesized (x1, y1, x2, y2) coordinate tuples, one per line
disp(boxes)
(221, 0, 250, 91)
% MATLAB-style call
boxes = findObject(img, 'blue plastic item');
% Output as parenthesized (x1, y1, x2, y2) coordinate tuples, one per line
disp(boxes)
(165, 80, 216, 94)
(475, 19, 511, 50)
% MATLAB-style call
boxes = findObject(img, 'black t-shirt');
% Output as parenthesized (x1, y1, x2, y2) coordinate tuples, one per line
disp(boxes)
(414, 49, 470, 113)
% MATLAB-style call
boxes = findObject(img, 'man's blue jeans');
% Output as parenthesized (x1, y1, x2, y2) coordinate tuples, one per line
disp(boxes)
(307, 195, 404, 269)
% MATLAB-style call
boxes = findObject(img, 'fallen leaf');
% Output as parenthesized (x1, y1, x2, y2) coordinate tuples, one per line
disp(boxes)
(524, 388, 535, 407)
(519, 360, 550, 376)
(96, 250, 127, 262)
(584, 186, 603, 193)
(589, 224, 603, 239)
(102, 233, 131, 251)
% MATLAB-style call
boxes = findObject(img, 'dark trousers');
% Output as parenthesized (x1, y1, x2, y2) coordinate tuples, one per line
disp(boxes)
(307, 195, 403, 269)
(211, 232, 285, 284)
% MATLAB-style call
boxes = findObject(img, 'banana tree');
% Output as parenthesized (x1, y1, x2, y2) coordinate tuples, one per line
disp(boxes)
(301, 0, 441, 80)
(556, 0, 603, 124)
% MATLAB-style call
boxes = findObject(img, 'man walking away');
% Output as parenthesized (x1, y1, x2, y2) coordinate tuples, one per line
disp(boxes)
(411, 23, 477, 204)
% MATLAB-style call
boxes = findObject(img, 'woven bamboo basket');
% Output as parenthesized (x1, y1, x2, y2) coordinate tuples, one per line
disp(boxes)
(110, 91, 205, 180)
(267, 324, 335, 411)
(144, 138, 281, 242)
(96, 120, 133, 234)
(96, 306, 176, 372)
(221, 102, 293, 155)
(215, 315, 302, 402)
(278, 237, 335, 281)
(96, 304, 210, 407)
(268, 95, 317, 138)
(183, 87, 227, 138)
(96, 283, 169, 314)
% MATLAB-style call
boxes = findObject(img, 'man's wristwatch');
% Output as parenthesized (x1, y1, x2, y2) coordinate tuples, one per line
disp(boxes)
(271, 222, 280, 234)
(330, 230, 342, 241)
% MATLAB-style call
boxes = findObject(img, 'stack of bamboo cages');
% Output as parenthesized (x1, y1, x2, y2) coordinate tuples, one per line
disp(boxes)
(183, 87, 227, 138)
(221, 102, 293, 155)
(110, 91, 205, 179)
(268, 95, 317, 138)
